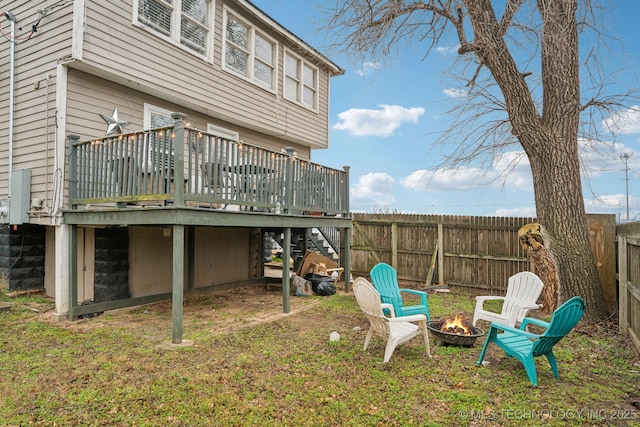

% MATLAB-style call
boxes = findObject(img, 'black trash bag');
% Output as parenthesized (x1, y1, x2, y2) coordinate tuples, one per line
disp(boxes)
(316, 281, 337, 296)
(305, 273, 336, 296)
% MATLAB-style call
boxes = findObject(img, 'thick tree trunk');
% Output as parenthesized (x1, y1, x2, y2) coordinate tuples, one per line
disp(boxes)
(533, 0, 606, 320)
(464, 0, 607, 320)
(527, 148, 606, 320)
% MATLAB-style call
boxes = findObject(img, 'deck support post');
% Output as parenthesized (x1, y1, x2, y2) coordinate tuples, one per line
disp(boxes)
(282, 227, 291, 313)
(67, 224, 77, 319)
(172, 224, 185, 343)
(343, 227, 352, 293)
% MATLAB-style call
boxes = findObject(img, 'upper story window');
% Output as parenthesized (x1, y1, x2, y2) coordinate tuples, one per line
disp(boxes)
(223, 10, 276, 90)
(136, 0, 212, 58)
(284, 51, 317, 110)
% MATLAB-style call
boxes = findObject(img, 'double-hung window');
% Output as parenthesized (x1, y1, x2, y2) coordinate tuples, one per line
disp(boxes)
(223, 10, 276, 90)
(136, 0, 211, 58)
(284, 51, 317, 110)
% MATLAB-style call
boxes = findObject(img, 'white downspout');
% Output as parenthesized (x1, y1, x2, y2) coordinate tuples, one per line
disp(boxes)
(53, 63, 69, 316)
(53, 0, 84, 317)
(5, 12, 16, 195)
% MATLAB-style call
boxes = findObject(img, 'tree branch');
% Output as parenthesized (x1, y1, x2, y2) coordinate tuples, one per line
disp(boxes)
(499, 0, 523, 36)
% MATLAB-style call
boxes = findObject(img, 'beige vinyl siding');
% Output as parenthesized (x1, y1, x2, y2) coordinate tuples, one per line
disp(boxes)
(66, 70, 311, 160)
(128, 226, 251, 297)
(77, 0, 331, 150)
(0, 0, 73, 202)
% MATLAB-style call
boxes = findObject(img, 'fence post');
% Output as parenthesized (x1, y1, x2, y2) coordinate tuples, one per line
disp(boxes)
(437, 223, 444, 286)
(618, 234, 628, 336)
(68, 135, 80, 210)
(171, 113, 187, 207)
(391, 222, 398, 268)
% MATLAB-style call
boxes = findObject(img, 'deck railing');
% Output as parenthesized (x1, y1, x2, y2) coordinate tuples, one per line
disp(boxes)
(68, 113, 349, 215)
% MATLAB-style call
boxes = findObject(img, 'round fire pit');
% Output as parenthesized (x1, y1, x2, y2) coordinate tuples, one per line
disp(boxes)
(427, 319, 485, 347)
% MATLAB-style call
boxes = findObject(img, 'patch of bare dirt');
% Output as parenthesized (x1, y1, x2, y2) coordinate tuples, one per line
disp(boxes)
(33, 282, 326, 342)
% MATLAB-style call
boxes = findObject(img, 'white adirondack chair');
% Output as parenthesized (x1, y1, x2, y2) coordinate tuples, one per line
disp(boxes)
(353, 277, 431, 363)
(472, 271, 544, 328)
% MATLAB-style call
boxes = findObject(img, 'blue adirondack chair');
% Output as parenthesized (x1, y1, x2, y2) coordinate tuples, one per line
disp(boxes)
(370, 263, 430, 320)
(476, 296, 585, 386)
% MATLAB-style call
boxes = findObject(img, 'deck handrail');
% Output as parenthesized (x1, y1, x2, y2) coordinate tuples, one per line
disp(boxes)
(68, 114, 349, 215)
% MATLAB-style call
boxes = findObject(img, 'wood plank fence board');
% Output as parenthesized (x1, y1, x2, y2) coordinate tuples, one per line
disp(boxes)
(347, 213, 636, 338)
(350, 213, 617, 305)
(619, 233, 640, 351)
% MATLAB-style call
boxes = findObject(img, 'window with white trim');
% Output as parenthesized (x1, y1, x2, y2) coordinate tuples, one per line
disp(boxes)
(207, 124, 239, 141)
(143, 104, 174, 129)
(284, 51, 317, 109)
(142, 104, 175, 172)
(223, 10, 276, 89)
(207, 123, 238, 166)
(136, 0, 212, 57)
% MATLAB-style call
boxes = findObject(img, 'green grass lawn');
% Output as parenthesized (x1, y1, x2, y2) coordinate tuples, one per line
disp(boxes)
(0, 285, 638, 426)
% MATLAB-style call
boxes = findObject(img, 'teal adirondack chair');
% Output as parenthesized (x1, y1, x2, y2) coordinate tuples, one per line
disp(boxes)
(370, 263, 430, 320)
(476, 296, 585, 386)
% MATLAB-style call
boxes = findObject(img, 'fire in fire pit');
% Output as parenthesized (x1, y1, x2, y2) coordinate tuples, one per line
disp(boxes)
(440, 314, 475, 335)
(427, 315, 485, 347)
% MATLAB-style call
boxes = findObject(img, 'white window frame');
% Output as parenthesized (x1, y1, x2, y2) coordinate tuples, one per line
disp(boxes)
(133, 0, 214, 62)
(207, 123, 239, 141)
(284, 50, 318, 110)
(140, 104, 176, 171)
(207, 123, 239, 166)
(206, 123, 239, 202)
(143, 104, 174, 129)
(222, 7, 277, 91)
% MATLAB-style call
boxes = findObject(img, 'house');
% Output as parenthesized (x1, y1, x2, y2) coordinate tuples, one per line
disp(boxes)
(0, 0, 351, 342)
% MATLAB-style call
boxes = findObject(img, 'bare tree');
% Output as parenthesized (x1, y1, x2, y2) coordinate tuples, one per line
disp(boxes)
(323, 0, 631, 320)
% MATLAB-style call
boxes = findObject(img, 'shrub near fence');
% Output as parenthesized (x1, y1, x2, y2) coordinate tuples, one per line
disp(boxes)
(351, 213, 616, 307)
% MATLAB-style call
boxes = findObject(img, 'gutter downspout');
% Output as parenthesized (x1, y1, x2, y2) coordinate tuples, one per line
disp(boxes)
(5, 11, 16, 195)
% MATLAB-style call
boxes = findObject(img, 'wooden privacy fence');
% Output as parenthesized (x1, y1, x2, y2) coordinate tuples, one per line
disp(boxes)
(617, 222, 640, 352)
(350, 213, 617, 309)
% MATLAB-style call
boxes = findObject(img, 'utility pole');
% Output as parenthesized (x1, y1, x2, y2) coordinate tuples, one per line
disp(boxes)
(621, 153, 631, 222)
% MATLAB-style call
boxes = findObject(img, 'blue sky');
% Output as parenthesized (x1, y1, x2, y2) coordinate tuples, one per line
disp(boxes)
(254, 0, 640, 221)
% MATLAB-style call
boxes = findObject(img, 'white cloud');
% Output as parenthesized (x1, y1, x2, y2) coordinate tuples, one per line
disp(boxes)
(401, 151, 533, 193)
(400, 169, 430, 191)
(491, 151, 533, 190)
(602, 106, 640, 134)
(584, 194, 640, 220)
(395, 140, 640, 216)
(436, 45, 459, 55)
(494, 206, 537, 218)
(585, 194, 626, 211)
(401, 167, 489, 191)
(333, 104, 425, 137)
(578, 138, 638, 178)
(351, 172, 396, 208)
(401, 140, 637, 196)
(357, 61, 381, 77)
(443, 88, 467, 98)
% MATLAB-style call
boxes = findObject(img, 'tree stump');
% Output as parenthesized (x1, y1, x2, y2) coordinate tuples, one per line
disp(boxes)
(518, 223, 559, 314)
